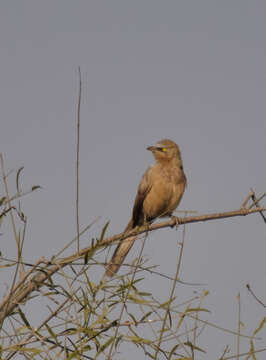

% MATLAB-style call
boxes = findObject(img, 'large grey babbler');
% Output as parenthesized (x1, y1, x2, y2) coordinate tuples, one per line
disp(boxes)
(105, 139, 186, 277)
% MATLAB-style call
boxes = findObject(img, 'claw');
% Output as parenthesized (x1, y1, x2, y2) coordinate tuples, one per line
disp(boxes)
(171, 216, 179, 229)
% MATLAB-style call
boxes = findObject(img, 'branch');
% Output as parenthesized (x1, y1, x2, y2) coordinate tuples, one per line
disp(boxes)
(0, 205, 265, 326)
(76, 66, 81, 252)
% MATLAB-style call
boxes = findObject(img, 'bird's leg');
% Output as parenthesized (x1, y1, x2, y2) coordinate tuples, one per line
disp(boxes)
(143, 215, 151, 237)
(170, 215, 179, 229)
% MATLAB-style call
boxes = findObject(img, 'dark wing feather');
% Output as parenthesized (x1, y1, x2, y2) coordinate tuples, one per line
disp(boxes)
(131, 167, 153, 227)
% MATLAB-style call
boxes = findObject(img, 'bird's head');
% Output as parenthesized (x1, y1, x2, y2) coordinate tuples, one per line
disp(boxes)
(147, 139, 182, 164)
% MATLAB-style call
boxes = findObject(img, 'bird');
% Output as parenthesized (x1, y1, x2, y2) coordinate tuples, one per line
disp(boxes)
(105, 139, 186, 277)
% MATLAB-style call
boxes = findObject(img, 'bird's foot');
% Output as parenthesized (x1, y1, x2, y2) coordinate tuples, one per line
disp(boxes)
(142, 221, 151, 237)
(170, 216, 179, 229)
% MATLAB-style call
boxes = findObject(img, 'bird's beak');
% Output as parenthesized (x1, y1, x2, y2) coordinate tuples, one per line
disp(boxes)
(147, 146, 156, 152)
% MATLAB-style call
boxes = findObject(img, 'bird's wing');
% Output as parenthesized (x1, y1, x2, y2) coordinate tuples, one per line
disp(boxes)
(106, 167, 153, 277)
(131, 166, 153, 227)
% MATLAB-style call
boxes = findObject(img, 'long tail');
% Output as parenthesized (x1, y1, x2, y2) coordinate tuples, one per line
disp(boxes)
(104, 235, 137, 277)
(105, 219, 136, 277)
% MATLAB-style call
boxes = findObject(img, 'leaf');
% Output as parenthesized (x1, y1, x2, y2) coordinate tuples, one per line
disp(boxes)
(88, 307, 109, 328)
(11, 346, 41, 355)
(16, 167, 24, 193)
(184, 307, 210, 314)
(84, 251, 89, 264)
(84, 235, 103, 264)
(254, 316, 266, 335)
(126, 336, 152, 345)
(177, 312, 186, 329)
(96, 336, 115, 355)
(158, 297, 176, 309)
(145, 350, 157, 359)
(18, 307, 31, 328)
(127, 294, 150, 305)
(140, 311, 153, 322)
(115, 335, 123, 350)
(45, 324, 57, 341)
(86, 276, 95, 297)
(128, 313, 137, 324)
(168, 309, 172, 328)
(131, 277, 144, 285)
(184, 341, 206, 353)
(0, 197, 6, 206)
(169, 343, 179, 359)
(138, 292, 152, 297)
(99, 221, 110, 243)
(176, 304, 192, 329)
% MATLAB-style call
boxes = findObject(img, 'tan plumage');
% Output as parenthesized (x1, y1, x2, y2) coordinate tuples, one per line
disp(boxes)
(105, 139, 186, 277)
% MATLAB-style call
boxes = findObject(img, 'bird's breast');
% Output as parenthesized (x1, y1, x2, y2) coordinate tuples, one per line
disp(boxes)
(143, 167, 185, 220)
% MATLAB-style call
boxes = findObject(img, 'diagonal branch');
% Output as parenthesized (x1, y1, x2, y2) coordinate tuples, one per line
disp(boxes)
(0, 205, 265, 326)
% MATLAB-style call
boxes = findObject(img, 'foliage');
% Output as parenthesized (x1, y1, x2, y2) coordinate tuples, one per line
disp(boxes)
(0, 160, 265, 360)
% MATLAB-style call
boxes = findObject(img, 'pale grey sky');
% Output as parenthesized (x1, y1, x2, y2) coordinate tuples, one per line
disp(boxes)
(0, 1, 266, 359)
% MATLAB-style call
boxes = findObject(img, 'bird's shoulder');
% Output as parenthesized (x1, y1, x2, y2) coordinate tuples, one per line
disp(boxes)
(136, 165, 154, 194)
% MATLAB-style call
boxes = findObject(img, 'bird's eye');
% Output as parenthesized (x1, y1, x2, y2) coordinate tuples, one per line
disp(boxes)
(157, 147, 167, 152)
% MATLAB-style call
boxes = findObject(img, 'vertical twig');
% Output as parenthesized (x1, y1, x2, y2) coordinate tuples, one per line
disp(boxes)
(192, 290, 205, 348)
(0, 154, 22, 328)
(76, 67, 82, 252)
(154, 224, 190, 359)
(0, 154, 20, 258)
(237, 292, 241, 360)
